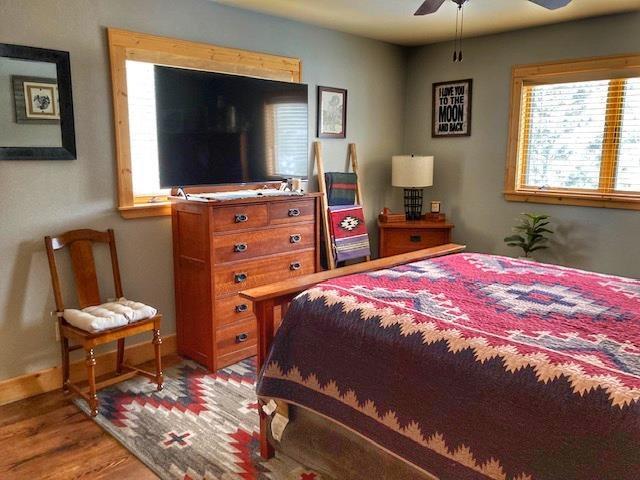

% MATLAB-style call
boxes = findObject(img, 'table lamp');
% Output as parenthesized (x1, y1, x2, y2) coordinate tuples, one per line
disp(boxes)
(392, 154, 434, 221)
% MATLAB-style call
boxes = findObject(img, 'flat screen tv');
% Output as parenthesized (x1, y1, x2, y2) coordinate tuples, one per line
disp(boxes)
(154, 66, 309, 188)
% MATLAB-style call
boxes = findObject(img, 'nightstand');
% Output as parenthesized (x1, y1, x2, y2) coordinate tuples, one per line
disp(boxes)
(378, 219, 454, 258)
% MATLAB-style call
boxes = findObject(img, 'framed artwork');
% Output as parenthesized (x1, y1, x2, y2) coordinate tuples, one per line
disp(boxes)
(0, 43, 75, 160)
(317, 86, 347, 138)
(432, 78, 472, 137)
(12, 75, 60, 124)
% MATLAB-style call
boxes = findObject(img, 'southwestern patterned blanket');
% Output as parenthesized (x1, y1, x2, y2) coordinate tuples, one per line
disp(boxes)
(257, 253, 640, 480)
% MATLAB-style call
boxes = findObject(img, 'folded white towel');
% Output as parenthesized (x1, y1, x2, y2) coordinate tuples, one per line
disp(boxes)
(63, 298, 157, 332)
(63, 308, 128, 333)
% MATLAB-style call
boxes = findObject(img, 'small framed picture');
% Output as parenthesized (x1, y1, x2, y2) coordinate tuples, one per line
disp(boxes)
(12, 75, 60, 124)
(317, 86, 347, 138)
(432, 78, 472, 137)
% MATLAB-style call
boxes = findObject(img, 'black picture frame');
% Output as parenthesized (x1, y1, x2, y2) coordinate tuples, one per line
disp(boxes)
(432, 78, 472, 138)
(317, 86, 347, 139)
(0, 43, 76, 160)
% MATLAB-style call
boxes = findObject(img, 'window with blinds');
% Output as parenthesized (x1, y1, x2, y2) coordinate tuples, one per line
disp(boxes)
(273, 103, 308, 176)
(506, 55, 640, 210)
(126, 60, 168, 197)
(264, 102, 308, 177)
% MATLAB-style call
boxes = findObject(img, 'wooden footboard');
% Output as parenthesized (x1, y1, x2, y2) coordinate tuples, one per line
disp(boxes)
(240, 243, 466, 459)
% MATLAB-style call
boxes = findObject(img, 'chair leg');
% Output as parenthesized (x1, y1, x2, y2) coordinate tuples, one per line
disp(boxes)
(153, 329, 163, 391)
(116, 338, 125, 374)
(60, 337, 70, 393)
(85, 348, 98, 417)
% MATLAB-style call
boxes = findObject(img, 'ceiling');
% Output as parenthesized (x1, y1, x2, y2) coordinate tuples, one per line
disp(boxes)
(212, 0, 639, 46)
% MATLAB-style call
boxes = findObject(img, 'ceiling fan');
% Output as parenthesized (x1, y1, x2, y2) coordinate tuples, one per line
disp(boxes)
(415, 0, 573, 16)
(415, 0, 573, 62)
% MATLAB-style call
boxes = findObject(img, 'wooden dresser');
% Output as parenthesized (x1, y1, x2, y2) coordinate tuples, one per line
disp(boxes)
(171, 193, 322, 371)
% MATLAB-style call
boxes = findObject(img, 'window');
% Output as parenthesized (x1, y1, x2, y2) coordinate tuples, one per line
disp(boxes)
(264, 102, 308, 177)
(505, 55, 640, 210)
(126, 60, 166, 197)
(108, 28, 301, 218)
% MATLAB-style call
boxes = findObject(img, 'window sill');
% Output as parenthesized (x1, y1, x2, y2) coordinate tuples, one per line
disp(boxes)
(504, 190, 640, 210)
(118, 202, 172, 219)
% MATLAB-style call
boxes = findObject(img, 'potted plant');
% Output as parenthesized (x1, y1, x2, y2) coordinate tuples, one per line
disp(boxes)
(504, 213, 553, 259)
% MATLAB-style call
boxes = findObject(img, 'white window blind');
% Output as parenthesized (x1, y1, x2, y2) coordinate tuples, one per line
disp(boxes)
(125, 60, 167, 197)
(616, 78, 640, 191)
(273, 103, 308, 177)
(519, 77, 640, 194)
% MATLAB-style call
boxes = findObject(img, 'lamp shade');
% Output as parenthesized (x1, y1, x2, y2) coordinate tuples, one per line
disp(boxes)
(392, 155, 434, 188)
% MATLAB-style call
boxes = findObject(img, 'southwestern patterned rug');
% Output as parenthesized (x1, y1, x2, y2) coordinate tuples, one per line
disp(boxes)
(74, 358, 325, 480)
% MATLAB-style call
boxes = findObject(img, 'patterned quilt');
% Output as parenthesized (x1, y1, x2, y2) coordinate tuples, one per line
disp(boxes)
(257, 253, 640, 480)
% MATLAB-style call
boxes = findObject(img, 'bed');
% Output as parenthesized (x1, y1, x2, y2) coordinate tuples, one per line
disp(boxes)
(240, 244, 639, 480)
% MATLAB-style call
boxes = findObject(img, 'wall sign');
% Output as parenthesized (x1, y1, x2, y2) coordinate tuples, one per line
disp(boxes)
(432, 78, 472, 137)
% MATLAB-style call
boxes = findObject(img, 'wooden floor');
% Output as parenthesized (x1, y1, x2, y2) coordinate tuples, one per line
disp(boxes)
(0, 356, 182, 479)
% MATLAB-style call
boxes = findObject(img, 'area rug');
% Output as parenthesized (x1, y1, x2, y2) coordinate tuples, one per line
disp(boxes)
(74, 358, 325, 480)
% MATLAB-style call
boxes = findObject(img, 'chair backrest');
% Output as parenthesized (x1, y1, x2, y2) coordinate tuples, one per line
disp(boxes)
(44, 229, 124, 311)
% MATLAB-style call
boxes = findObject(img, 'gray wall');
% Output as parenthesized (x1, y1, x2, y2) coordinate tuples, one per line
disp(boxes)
(403, 12, 640, 278)
(0, 0, 406, 380)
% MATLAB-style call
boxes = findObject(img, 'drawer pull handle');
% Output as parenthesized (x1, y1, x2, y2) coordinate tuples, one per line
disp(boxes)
(236, 333, 249, 343)
(234, 272, 248, 283)
(410, 235, 422, 243)
(290, 234, 302, 244)
(290, 261, 302, 271)
(234, 243, 248, 252)
(235, 213, 249, 223)
(235, 303, 249, 313)
(288, 208, 301, 217)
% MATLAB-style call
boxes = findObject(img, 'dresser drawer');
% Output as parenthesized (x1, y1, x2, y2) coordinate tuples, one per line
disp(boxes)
(216, 318, 257, 357)
(382, 229, 450, 257)
(213, 223, 315, 264)
(212, 203, 268, 232)
(269, 199, 315, 225)
(217, 345, 257, 370)
(215, 294, 254, 328)
(214, 250, 316, 296)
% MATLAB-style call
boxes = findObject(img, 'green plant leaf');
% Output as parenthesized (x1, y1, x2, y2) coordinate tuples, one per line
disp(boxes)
(528, 245, 549, 252)
(504, 235, 524, 243)
(507, 213, 553, 256)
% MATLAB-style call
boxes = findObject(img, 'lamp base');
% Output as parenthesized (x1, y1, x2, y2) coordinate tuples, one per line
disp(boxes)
(403, 188, 423, 221)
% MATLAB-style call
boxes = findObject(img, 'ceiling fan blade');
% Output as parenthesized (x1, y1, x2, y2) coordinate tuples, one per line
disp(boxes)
(414, 0, 447, 16)
(528, 0, 572, 10)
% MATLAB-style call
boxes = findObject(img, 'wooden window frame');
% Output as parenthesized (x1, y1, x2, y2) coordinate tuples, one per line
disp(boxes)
(504, 53, 640, 210)
(107, 28, 302, 219)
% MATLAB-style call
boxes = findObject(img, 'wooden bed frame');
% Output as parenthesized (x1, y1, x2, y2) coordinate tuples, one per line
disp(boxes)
(240, 243, 466, 459)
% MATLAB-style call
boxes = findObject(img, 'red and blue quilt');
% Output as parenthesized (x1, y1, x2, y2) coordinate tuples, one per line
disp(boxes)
(257, 253, 640, 480)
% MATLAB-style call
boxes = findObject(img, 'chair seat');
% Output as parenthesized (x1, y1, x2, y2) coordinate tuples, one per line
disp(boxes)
(63, 298, 157, 333)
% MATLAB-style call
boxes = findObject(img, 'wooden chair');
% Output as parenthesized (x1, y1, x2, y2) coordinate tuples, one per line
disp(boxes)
(44, 228, 163, 416)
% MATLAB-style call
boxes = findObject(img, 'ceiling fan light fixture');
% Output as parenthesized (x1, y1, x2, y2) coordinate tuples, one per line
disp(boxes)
(528, 0, 572, 9)
(414, 0, 573, 16)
